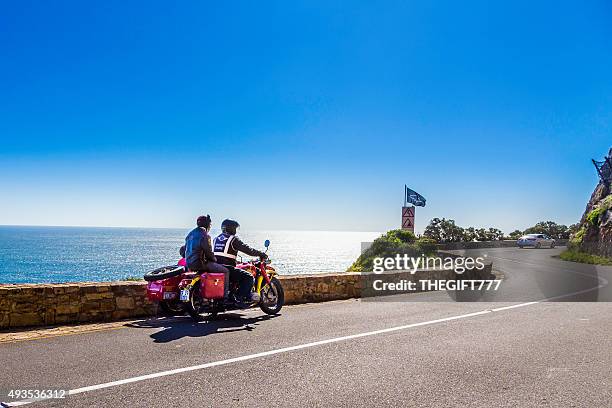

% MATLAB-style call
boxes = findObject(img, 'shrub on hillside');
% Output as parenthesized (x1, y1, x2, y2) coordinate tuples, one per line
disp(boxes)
(380, 229, 417, 244)
(559, 249, 612, 265)
(347, 229, 437, 272)
(415, 237, 437, 254)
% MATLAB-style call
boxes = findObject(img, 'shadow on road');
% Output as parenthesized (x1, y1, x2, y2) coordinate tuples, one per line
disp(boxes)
(126, 313, 280, 343)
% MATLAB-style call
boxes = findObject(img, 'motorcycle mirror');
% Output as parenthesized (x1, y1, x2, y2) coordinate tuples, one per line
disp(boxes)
(264, 239, 270, 248)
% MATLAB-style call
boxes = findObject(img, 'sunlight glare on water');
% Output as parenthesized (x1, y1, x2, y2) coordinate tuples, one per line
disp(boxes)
(0, 226, 381, 284)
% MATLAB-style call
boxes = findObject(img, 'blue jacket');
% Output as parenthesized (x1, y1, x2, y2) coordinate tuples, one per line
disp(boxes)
(185, 227, 216, 271)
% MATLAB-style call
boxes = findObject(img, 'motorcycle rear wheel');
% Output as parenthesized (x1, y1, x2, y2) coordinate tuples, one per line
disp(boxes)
(186, 281, 218, 321)
(259, 277, 284, 315)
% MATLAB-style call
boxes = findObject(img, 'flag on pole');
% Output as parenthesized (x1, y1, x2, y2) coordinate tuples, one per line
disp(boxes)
(404, 185, 426, 207)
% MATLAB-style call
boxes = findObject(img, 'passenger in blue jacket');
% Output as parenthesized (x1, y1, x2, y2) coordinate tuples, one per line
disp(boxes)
(184, 215, 227, 275)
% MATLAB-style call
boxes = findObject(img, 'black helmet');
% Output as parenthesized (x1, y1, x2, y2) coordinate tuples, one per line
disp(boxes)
(221, 219, 240, 235)
(196, 214, 211, 229)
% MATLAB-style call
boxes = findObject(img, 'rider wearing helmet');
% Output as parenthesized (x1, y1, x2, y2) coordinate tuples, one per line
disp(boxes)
(185, 215, 227, 275)
(214, 219, 268, 306)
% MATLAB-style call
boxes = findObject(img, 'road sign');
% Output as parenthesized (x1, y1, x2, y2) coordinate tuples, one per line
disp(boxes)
(402, 206, 415, 232)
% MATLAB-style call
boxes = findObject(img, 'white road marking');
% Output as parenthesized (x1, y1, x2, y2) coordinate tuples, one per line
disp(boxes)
(4, 302, 538, 407)
(490, 302, 539, 311)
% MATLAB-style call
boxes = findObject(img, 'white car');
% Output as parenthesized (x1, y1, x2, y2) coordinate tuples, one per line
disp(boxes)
(517, 233, 556, 249)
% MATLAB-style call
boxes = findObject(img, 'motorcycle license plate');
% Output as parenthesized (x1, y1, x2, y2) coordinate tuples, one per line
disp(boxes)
(180, 289, 190, 301)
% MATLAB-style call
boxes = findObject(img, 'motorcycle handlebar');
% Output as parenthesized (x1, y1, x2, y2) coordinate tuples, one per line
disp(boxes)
(249, 258, 271, 264)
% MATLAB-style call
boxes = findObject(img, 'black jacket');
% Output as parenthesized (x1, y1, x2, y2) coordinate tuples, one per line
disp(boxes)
(213, 232, 266, 267)
(185, 227, 216, 271)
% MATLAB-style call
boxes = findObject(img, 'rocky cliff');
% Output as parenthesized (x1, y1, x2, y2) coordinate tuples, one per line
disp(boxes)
(575, 148, 612, 256)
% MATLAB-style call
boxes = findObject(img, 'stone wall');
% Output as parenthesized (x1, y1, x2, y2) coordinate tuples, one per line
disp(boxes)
(281, 273, 362, 304)
(0, 263, 492, 329)
(0, 282, 156, 329)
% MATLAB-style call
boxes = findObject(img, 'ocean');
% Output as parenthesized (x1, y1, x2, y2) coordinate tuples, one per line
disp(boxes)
(0, 226, 381, 284)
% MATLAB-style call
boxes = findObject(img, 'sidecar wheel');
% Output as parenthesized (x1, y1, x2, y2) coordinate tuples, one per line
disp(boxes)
(144, 265, 184, 282)
(159, 301, 185, 316)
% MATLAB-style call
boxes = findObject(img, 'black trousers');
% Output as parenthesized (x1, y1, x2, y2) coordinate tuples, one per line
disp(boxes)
(226, 266, 255, 300)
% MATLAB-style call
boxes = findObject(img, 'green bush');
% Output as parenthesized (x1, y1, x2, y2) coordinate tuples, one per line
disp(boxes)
(586, 207, 604, 226)
(347, 230, 437, 272)
(559, 249, 612, 265)
(380, 229, 417, 244)
(523, 221, 570, 239)
(570, 226, 586, 245)
(508, 230, 523, 240)
(416, 237, 438, 254)
(586, 195, 612, 226)
(601, 194, 612, 209)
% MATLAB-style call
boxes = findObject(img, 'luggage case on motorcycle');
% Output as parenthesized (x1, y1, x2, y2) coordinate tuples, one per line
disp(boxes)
(146, 275, 182, 302)
(201, 273, 225, 299)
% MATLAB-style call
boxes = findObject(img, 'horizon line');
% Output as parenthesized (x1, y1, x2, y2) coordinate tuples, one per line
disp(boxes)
(0, 224, 384, 234)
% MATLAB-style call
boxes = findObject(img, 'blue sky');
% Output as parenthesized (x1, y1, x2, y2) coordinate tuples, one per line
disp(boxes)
(0, 1, 610, 233)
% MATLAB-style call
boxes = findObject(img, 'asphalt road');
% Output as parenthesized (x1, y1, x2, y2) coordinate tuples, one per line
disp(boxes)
(1, 247, 611, 407)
